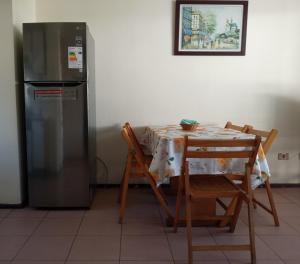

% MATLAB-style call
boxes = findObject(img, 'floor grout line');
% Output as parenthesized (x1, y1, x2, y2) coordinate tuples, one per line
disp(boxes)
(208, 225, 230, 264)
(159, 203, 176, 264)
(257, 234, 289, 264)
(3, 188, 300, 263)
(64, 210, 87, 263)
(10, 210, 49, 262)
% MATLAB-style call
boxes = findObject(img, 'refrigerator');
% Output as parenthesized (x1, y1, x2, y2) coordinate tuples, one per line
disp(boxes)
(23, 22, 96, 208)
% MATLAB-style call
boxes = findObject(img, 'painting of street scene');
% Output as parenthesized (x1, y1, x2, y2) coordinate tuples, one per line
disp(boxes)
(179, 4, 244, 52)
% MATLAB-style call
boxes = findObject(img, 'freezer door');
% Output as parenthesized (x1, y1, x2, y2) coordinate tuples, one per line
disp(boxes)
(23, 23, 87, 82)
(25, 82, 90, 207)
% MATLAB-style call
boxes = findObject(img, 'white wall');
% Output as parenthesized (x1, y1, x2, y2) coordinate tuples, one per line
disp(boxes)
(13, 0, 36, 32)
(29, 0, 300, 184)
(0, 0, 22, 204)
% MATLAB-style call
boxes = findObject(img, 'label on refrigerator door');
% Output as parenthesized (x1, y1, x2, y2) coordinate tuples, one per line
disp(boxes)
(68, 47, 83, 69)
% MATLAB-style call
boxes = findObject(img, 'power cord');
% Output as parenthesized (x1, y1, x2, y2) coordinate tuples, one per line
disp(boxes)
(96, 156, 109, 186)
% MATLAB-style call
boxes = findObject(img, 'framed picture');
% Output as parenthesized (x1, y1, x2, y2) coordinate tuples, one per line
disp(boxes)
(174, 1, 248, 56)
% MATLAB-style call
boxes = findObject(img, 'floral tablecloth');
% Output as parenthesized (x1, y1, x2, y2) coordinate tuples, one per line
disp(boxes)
(140, 125, 270, 189)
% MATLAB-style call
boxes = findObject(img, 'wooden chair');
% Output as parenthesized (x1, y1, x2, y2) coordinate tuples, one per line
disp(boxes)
(119, 124, 173, 223)
(246, 127, 279, 226)
(174, 136, 261, 264)
(118, 122, 152, 200)
(225, 121, 252, 133)
(217, 121, 253, 225)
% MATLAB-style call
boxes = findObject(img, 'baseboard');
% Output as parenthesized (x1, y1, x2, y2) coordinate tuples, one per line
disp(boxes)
(268, 183, 300, 188)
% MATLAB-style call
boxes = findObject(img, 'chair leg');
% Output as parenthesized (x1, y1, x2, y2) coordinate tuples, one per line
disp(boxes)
(146, 172, 173, 220)
(118, 170, 126, 203)
(219, 196, 238, 227)
(119, 154, 132, 224)
(174, 176, 183, 233)
(118, 154, 134, 203)
(186, 195, 193, 264)
(265, 179, 280, 226)
(229, 195, 243, 233)
(248, 198, 256, 264)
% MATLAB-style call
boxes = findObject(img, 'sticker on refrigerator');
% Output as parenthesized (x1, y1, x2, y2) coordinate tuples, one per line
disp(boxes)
(68, 47, 83, 69)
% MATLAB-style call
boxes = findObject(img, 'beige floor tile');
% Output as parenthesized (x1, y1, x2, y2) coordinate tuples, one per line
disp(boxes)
(167, 233, 227, 261)
(229, 260, 284, 264)
(125, 188, 157, 204)
(214, 235, 280, 261)
(175, 261, 229, 264)
(91, 199, 118, 210)
(94, 188, 119, 197)
(282, 196, 300, 206)
(124, 204, 161, 219)
(0, 209, 11, 218)
(275, 203, 300, 217)
(34, 218, 81, 236)
(13, 260, 64, 264)
(78, 218, 121, 236)
(122, 218, 165, 235)
(93, 188, 157, 209)
(7, 209, 47, 219)
(252, 190, 292, 204)
(239, 208, 279, 226)
(259, 235, 300, 261)
(208, 220, 249, 236)
(281, 216, 300, 233)
(121, 262, 172, 264)
(91, 197, 119, 209)
(0, 236, 28, 260)
(67, 260, 119, 264)
(16, 236, 74, 260)
(2, 187, 300, 264)
(254, 220, 299, 236)
(166, 226, 211, 236)
(46, 210, 86, 219)
(68, 236, 120, 260)
(84, 206, 119, 221)
(0, 218, 41, 236)
(277, 188, 300, 201)
(121, 235, 172, 261)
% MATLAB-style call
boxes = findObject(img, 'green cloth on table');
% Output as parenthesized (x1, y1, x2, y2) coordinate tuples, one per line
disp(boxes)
(180, 119, 198, 125)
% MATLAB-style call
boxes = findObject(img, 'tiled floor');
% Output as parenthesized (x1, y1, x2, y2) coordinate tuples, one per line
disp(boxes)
(1, 187, 300, 264)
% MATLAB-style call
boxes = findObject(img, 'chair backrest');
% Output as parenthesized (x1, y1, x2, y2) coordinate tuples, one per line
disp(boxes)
(246, 127, 278, 154)
(122, 125, 146, 166)
(124, 122, 148, 156)
(183, 136, 261, 174)
(124, 122, 141, 149)
(225, 121, 252, 133)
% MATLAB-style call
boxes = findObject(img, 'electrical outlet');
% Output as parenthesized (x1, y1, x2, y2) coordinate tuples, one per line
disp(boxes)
(278, 153, 289, 160)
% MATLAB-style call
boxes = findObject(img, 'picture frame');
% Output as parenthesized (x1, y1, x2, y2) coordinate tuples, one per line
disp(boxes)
(174, 1, 248, 56)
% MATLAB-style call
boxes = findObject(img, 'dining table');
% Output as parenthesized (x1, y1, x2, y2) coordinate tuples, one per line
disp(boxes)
(140, 124, 271, 225)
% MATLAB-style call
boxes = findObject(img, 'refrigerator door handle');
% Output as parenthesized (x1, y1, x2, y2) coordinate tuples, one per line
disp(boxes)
(27, 82, 84, 87)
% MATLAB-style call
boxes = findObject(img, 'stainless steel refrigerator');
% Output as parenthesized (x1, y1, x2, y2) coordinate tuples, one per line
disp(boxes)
(23, 22, 96, 207)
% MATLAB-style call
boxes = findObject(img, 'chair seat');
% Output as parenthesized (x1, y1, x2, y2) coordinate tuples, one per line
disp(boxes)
(189, 175, 240, 199)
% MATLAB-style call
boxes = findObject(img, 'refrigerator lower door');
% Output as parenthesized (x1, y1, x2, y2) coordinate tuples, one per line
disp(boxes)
(25, 82, 90, 207)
